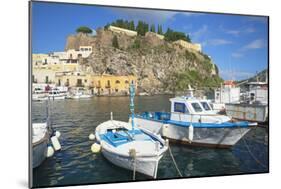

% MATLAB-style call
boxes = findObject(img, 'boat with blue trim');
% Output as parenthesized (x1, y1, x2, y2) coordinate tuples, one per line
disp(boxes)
(94, 83, 168, 178)
(134, 95, 257, 148)
(95, 120, 168, 178)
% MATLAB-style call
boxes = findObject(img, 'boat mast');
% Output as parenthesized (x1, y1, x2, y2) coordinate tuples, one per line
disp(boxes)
(129, 82, 135, 137)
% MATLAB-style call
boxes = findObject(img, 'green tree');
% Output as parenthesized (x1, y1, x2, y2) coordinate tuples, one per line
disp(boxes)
(112, 35, 119, 49)
(164, 28, 191, 42)
(76, 26, 93, 34)
(136, 21, 149, 36)
(150, 24, 155, 32)
(129, 21, 135, 31)
(157, 24, 163, 35)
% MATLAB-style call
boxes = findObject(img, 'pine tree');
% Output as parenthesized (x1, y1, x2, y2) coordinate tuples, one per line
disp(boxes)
(112, 36, 119, 49)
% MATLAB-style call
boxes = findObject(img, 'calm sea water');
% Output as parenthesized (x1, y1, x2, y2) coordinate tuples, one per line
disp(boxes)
(32, 95, 268, 187)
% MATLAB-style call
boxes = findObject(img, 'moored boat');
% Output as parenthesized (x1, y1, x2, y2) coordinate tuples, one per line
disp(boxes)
(94, 83, 168, 178)
(32, 122, 49, 168)
(32, 102, 62, 168)
(134, 95, 257, 148)
(48, 88, 66, 100)
(67, 88, 93, 99)
(95, 120, 168, 178)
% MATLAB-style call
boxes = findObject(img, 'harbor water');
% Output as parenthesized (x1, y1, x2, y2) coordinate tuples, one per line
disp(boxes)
(32, 95, 269, 187)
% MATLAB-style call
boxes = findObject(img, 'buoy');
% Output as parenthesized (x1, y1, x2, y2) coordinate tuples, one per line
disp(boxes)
(165, 139, 169, 147)
(55, 131, 61, 138)
(188, 124, 194, 143)
(89, 133, 95, 140)
(47, 145, 54, 157)
(162, 124, 169, 137)
(51, 136, 61, 151)
(91, 143, 101, 153)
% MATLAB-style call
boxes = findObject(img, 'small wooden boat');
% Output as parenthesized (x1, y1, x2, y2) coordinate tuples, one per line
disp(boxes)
(94, 83, 168, 178)
(32, 101, 61, 168)
(32, 123, 49, 168)
(95, 120, 168, 178)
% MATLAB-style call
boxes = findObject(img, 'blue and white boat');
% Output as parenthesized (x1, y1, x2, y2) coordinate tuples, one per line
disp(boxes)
(95, 84, 168, 178)
(134, 95, 257, 148)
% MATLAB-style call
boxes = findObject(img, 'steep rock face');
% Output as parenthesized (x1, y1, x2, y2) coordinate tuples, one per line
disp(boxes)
(65, 32, 96, 50)
(66, 29, 220, 94)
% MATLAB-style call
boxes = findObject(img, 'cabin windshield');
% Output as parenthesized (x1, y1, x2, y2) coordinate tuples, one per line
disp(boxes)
(200, 101, 211, 111)
(174, 102, 189, 114)
(191, 102, 203, 112)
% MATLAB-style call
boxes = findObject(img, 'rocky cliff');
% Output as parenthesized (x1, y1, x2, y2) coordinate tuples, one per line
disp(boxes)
(65, 29, 222, 94)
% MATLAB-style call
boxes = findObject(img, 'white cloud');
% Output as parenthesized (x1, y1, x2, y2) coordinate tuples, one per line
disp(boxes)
(208, 39, 233, 46)
(191, 25, 208, 41)
(110, 7, 178, 24)
(242, 39, 266, 50)
(220, 25, 256, 36)
(231, 39, 266, 59)
(231, 52, 243, 58)
(220, 70, 255, 80)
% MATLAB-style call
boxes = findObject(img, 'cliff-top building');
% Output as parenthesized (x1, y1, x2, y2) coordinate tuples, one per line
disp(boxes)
(108, 25, 138, 37)
(173, 39, 202, 52)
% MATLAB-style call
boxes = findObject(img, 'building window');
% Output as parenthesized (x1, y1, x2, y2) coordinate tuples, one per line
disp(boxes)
(66, 79, 69, 86)
(115, 80, 120, 84)
(115, 89, 118, 92)
(125, 80, 129, 84)
(78, 54, 82, 58)
(58, 79, 61, 86)
(84, 79, 87, 83)
(45, 76, 49, 84)
(77, 79, 83, 87)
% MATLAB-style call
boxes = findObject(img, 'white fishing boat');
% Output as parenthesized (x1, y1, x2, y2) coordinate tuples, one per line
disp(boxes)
(32, 122, 49, 168)
(134, 93, 257, 148)
(95, 120, 168, 178)
(32, 88, 48, 101)
(94, 83, 168, 178)
(48, 88, 66, 100)
(32, 102, 62, 168)
(68, 88, 92, 99)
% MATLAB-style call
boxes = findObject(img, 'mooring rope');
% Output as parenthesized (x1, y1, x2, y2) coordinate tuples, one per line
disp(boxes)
(238, 127, 267, 169)
(168, 144, 183, 177)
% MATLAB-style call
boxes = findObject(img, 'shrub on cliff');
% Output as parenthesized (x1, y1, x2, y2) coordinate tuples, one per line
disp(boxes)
(112, 35, 119, 49)
(76, 26, 93, 34)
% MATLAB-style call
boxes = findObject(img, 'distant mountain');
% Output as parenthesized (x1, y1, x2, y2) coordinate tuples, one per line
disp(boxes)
(237, 68, 268, 86)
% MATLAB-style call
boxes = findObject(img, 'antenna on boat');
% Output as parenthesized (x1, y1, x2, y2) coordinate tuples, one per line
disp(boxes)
(46, 98, 51, 131)
(129, 81, 136, 137)
(187, 85, 194, 97)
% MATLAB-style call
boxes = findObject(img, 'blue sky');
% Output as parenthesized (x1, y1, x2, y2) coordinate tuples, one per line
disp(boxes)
(32, 2, 268, 80)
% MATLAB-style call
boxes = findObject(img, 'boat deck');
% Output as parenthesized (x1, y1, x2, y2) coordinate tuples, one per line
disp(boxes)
(136, 112, 253, 128)
(100, 129, 154, 147)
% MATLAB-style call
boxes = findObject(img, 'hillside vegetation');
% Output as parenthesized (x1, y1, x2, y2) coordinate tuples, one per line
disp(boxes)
(65, 22, 222, 94)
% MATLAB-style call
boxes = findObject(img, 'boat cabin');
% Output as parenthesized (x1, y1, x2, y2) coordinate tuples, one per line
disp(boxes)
(169, 96, 230, 123)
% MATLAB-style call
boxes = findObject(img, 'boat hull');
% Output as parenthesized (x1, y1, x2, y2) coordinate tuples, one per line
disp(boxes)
(102, 147, 161, 178)
(225, 103, 268, 123)
(32, 134, 48, 168)
(134, 117, 251, 148)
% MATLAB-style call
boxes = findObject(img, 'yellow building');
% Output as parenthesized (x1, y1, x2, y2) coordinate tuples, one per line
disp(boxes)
(54, 72, 137, 95)
(32, 54, 49, 67)
(92, 74, 137, 95)
(173, 40, 202, 52)
(55, 71, 92, 88)
(108, 25, 137, 37)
